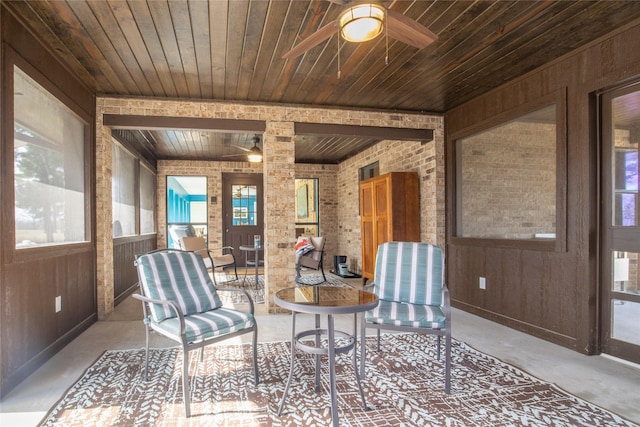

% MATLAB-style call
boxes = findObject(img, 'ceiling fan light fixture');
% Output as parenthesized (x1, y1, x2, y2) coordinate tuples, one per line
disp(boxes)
(339, 2, 385, 43)
(246, 134, 263, 162)
(247, 146, 262, 163)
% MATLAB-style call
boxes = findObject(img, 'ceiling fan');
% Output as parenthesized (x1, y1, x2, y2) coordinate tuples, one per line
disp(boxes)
(282, 0, 437, 60)
(223, 134, 262, 163)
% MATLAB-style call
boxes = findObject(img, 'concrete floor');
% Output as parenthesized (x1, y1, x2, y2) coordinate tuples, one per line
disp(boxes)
(1, 275, 640, 426)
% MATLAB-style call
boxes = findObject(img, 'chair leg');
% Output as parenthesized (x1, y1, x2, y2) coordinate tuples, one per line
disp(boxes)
(182, 346, 191, 417)
(376, 329, 381, 352)
(436, 335, 442, 360)
(320, 264, 326, 282)
(360, 316, 367, 379)
(295, 263, 302, 284)
(211, 268, 218, 286)
(445, 332, 452, 395)
(143, 324, 150, 381)
(252, 324, 260, 384)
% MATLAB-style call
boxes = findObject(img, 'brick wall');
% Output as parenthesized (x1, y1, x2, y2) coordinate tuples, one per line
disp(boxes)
(336, 115, 446, 274)
(458, 121, 556, 239)
(96, 96, 443, 314)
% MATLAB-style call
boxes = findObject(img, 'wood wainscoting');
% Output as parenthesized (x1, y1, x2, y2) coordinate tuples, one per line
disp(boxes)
(445, 20, 640, 356)
(113, 236, 157, 305)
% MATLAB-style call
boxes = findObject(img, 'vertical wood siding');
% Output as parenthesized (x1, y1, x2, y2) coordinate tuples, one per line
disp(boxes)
(445, 22, 640, 353)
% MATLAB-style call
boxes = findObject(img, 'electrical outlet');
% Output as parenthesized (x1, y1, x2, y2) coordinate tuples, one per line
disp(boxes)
(479, 277, 486, 290)
(55, 296, 62, 313)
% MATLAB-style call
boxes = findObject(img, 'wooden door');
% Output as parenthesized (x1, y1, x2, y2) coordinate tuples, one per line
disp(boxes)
(374, 176, 390, 245)
(360, 180, 375, 280)
(360, 174, 392, 281)
(222, 173, 263, 265)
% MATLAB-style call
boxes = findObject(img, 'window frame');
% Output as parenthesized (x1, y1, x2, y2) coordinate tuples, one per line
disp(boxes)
(5, 49, 93, 263)
(449, 89, 567, 252)
(295, 178, 320, 237)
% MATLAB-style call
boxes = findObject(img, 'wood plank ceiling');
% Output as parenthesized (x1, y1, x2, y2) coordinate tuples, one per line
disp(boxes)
(5, 0, 640, 163)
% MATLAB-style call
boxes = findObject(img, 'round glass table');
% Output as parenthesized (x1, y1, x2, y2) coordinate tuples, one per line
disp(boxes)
(274, 285, 378, 427)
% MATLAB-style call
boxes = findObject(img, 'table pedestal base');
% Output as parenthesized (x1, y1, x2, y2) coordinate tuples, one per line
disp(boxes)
(277, 312, 367, 427)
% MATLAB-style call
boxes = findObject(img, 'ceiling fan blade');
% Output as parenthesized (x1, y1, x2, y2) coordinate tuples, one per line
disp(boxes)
(282, 21, 339, 59)
(230, 145, 251, 152)
(386, 9, 437, 50)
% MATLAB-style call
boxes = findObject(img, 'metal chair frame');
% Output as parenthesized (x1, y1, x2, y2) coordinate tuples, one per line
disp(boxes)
(133, 248, 259, 417)
(360, 244, 452, 395)
(181, 236, 239, 285)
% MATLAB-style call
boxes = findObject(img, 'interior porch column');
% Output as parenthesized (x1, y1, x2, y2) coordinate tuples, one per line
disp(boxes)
(95, 111, 114, 320)
(262, 121, 296, 312)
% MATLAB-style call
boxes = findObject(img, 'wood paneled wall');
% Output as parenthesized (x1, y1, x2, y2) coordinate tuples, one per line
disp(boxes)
(0, 9, 97, 396)
(445, 20, 640, 353)
(113, 237, 157, 304)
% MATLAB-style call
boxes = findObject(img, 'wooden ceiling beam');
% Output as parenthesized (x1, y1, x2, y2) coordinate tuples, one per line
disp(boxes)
(295, 122, 433, 142)
(103, 114, 266, 133)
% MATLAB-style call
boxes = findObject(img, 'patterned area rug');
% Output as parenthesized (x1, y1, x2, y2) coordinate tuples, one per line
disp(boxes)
(39, 333, 637, 427)
(215, 273, 351, 304)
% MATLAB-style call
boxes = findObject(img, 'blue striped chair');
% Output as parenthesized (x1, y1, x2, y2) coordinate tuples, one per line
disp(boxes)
(133, 249, 259, 417)
(360, 242, 451, 394)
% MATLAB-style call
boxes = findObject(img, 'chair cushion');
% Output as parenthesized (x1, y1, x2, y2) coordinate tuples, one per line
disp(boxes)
(154, 308, 254, 343)
(365, 299, 445, 329)
(374, 242, 444, 306)
(136, 251, 222, 322)
(295, 237, 315, 260)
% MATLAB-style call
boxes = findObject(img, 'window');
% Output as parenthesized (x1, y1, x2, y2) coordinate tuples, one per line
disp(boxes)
(112, 143, 136, 237)
(455, 104, 560, 242)
(360, 161, 379, 181)
(112, 140, 156, 237)
(140, 165, 156, 234)
(232, 185, 257, 226)
(14, 66, 87, 248)
(612, 91, 639, 226)
(295, 178, 319, 237)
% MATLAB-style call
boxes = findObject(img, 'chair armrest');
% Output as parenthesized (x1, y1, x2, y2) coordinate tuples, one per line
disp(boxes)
(132, 293, 187, 335)
(363, 282, 375, 292)
(216, 288, 255, 315)
(211, 246, 235, 254)
(442, 283, 451, 323)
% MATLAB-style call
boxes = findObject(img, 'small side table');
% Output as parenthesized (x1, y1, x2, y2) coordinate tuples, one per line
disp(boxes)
(239, 245, 263, 288)
(274, 286, 378, 427)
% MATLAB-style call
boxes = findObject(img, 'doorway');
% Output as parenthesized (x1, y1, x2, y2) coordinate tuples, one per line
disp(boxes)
(222, 173, 263, 265)
(166, 176, 208, 248)
(600, 82, 640, 364)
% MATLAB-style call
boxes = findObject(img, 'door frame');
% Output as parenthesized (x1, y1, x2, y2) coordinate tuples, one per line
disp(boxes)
(599, 80, 640, 363)
(222, 172, 264, 265)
